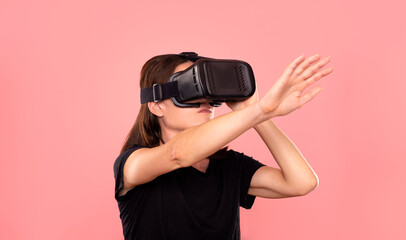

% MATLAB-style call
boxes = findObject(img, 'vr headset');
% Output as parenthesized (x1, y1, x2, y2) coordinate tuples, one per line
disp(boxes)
(140, 52, 256, 108)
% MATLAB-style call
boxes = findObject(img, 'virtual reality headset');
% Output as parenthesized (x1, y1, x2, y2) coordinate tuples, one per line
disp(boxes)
(140, 52, 256, 108)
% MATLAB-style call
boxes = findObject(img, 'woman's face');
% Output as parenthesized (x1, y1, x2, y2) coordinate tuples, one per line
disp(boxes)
(150, 61, 215, 133)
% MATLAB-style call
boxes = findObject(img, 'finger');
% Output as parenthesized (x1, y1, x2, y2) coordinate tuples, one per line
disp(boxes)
(303, 67, 333, 87)
(299, 87, 323, 107)
(281, 54, 306, 78)
(301, 56, 331, 80)
(291, 54, 321, 79)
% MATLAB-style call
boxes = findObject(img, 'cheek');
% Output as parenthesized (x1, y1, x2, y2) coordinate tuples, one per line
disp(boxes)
(163, 108, 196, 128)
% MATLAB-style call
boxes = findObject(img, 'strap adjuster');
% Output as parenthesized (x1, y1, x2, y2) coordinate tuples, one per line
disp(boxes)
(179, 52, 200, 62)
(152, 84, 162, 102)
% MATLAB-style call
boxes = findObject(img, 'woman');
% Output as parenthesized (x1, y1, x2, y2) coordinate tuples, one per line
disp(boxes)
(114, 53, 333, 239)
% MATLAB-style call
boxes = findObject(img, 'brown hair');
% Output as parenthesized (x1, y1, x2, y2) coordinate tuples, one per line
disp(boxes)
(120, 54, 190, 154)
(119, 53, 228, 158)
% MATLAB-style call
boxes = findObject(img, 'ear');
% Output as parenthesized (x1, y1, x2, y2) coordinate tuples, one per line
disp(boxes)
(148, 101, 164, 117)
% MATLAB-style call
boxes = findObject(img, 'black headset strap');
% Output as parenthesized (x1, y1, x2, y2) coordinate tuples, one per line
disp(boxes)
(140, 81, 179, 103)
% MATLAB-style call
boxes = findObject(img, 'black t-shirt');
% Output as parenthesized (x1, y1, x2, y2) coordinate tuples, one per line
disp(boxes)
(113, 144, 265, 240)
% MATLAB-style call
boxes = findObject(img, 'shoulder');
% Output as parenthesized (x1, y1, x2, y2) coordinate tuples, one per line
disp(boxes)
(225, 148, 253, 161)
(113, 144, 148, 175)
(223, 148, 265, 171)
(115, 144, 147, 162)
(209, 147, 247, 161)
(113, 144, 150, 200)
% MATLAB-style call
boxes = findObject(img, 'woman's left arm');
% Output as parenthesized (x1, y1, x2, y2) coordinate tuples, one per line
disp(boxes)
(248, 119, 319, 198)
(227, 53, 333, 198)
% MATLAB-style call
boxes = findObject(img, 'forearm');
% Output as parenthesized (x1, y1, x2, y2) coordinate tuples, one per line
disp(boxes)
(254, 119, 319, 191)
(170, 103, 267, 167)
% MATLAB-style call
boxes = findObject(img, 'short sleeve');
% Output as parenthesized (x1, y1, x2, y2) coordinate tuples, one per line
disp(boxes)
(228, 150, 265, 209)
(113, 144, 146, 201)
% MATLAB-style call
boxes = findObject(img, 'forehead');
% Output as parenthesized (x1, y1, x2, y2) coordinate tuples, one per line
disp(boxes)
(173, 61, 194, 73)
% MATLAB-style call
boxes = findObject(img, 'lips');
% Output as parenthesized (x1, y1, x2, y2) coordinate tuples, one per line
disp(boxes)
(198, 108, 213, 113)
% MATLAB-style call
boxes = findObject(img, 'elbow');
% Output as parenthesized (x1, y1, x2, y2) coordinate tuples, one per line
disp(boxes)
(170, 141, 191, 168)
(296, 177, 319, 196)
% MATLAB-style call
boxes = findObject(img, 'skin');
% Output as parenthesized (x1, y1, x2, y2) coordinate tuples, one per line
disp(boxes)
(120, 53, 333, 198)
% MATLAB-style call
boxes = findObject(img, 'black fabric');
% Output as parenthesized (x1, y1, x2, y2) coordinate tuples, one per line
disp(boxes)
(113, 144, 265, 240)
(140, 81, 179, 103)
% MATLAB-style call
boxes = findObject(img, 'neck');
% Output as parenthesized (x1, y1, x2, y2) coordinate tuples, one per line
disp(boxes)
(159, 122, 181, 145)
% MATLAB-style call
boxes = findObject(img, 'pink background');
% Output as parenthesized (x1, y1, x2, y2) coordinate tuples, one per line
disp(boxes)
(1, 0, 405, 239)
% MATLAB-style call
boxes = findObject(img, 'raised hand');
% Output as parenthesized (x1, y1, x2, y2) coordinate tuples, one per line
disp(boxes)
(258, 54, 333, 118)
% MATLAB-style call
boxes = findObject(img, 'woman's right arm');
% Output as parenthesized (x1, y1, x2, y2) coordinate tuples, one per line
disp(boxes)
(120, 102, 269, 195)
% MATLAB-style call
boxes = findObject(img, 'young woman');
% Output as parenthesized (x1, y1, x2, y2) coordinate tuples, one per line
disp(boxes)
(114, 53, 333, 240)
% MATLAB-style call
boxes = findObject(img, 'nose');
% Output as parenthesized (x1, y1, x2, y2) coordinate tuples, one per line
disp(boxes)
(198, 99, 221, 108)
(194, 98, 207, 103)
(199, 99, 211, 106)
(209, 102, 222, 107)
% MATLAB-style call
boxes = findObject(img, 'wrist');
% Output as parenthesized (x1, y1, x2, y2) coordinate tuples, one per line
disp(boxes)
(249, 102, 272, 126)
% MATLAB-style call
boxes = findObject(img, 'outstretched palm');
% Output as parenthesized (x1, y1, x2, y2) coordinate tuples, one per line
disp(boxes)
(259, 54, 333, 117)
